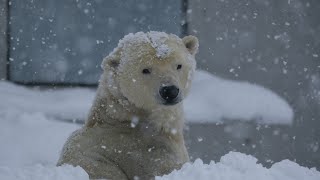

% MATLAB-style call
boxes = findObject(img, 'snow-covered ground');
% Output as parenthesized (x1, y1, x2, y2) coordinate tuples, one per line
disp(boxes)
(0, 70, 307, 180)
(0, 82, 94, 121)
(158, 152, 320, 180)
(0, 165, 89, 180)
(1, 153, 319, 180)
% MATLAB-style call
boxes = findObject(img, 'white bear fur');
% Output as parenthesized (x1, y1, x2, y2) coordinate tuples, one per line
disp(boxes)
(57, 32, 199, 180)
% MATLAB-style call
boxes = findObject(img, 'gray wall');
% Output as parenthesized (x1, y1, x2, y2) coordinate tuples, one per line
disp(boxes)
(187, 0, 320, 169)
(0, 0, 7, 80)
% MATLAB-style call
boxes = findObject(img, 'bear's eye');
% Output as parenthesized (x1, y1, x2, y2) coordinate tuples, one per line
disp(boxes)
(142, 68, 151, 74)
(177, 64, 182, 70)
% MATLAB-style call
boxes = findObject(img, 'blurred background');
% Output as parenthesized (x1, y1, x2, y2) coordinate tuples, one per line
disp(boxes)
(0, 0, 319, 169)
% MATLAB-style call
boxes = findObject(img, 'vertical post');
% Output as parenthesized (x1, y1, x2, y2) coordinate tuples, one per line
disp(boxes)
(0, 0, 8, 80)
(181, 0, 189, 36)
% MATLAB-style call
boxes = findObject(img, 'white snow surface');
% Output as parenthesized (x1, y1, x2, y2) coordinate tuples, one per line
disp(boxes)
(157, 152, 320, 180)
(0, 82, 94, 121)
(0, 112, 80, 167)
(185, 70, 294, 124)
(0, 106, 84, 179)
(0, 71, 312, 180)
(0, 165, 88, 180)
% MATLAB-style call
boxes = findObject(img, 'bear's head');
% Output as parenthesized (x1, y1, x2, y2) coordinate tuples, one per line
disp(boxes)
(101, 31, 198, 110)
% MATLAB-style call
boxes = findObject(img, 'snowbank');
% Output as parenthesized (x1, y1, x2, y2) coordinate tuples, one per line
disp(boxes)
(0, 82, 94, 121)
(0, 70, 293, 125)
(185, 71, 294, 124)
(1, 152, 319, 180)
(157, 152, 320, 180)
(0, 165, 88, 180)
(0, 112, 80, 167)
(0, 110, 84, 179)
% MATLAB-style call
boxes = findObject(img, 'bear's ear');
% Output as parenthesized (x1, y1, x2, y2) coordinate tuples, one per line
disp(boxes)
(101, 48, 122, 71)
(182, 35, 199, 55)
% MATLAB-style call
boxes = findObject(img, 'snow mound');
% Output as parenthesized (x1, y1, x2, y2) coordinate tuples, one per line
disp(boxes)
(0, 112, 80, 167)
(0, 81, 94, 121)
(157, 152, 320, 180)
(185, 70, 294, 124)
(0, 69, 293, 125)
(2, 152, 319, 180)
(0, 165, 88, 180)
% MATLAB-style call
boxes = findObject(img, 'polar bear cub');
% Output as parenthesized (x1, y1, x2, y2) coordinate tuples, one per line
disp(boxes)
(57, 31, 199, 180)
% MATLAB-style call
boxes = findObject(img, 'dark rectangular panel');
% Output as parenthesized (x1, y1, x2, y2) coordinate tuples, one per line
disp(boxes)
(0, 0, 7, 80)
(9, 0, 182, 84)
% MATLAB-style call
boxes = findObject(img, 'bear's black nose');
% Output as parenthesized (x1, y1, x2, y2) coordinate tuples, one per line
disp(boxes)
(159, 85, 179, 102)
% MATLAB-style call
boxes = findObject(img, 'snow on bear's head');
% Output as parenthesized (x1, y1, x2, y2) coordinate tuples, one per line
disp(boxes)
(101, 31, 199, 110)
